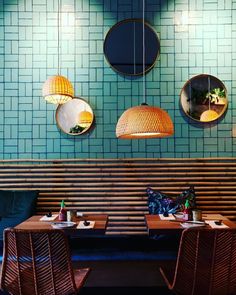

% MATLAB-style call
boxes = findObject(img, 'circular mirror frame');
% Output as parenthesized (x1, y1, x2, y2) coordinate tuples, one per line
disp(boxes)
(56, 97, 94, 136)
(104, 18, 160, 76)
(180, 74, 228, 123)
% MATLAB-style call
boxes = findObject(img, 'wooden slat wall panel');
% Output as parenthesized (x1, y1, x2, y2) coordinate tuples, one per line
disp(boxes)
(0, 158, 236, 235)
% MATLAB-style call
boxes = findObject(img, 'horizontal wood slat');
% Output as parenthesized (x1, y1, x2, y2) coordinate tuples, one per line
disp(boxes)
(0, 158, 236, 235)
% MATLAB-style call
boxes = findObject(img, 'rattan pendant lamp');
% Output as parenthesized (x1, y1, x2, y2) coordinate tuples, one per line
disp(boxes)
(116, 0, 174, 139)
(42, 0, 74, 104)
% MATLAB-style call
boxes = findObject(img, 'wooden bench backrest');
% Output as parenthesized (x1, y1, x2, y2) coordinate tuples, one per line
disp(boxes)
(0, 158, 235, 235)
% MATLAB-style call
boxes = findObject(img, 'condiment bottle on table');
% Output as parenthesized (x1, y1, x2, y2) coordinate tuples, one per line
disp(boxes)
(183, 199, 191, 221)
(59, 200, 67, 221)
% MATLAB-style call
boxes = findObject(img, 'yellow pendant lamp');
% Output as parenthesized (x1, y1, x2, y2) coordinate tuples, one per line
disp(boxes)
(116, 0, 174, 139)
(200, 76, 218, 122)
(42, 0, 74, 104)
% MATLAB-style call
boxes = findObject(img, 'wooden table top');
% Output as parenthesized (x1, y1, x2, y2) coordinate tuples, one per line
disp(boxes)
(145, 214, 236, 235)
(15, 214, 108, 236)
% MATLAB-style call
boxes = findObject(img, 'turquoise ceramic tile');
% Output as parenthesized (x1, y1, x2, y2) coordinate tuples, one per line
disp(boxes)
(4, 146, 18, 154)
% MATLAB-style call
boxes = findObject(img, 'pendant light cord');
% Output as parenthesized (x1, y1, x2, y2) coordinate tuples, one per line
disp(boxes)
(142, 0, 146, 104)
(189, 80, 192, 114)
(133, 22, 136, 75)
(208, 76, 211, 110)
(58, 0, 60, 75)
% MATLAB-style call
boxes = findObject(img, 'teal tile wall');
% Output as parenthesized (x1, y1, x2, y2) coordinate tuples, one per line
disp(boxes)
(0, 0, 236, 159)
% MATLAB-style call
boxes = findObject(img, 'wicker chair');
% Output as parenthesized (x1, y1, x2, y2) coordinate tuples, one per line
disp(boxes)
(0, 228, 90, 295)
(160, 228, 236, 295)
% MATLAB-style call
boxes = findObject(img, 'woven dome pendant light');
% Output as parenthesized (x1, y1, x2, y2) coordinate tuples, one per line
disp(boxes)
(116, 103, 174, 139)
(116, 0, 174, 139)
(42, 0, 74, 104)
(200, 76, 218, 122)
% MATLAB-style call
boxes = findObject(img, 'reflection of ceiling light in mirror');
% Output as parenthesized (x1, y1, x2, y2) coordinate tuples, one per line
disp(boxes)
(174, 11, 189, 32)
(78, 111, 93, 127)
(200, 75, 219, 122)
(200, 110, 218, 122)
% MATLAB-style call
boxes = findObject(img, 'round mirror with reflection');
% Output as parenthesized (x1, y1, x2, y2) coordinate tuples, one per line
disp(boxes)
(56, 98, 94, 135)
(104, 19, 160, 76)
(180, 74, 228, 123)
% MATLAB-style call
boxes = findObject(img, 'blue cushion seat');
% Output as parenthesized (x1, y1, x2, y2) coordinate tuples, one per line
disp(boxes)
(0, 190, 38, 241)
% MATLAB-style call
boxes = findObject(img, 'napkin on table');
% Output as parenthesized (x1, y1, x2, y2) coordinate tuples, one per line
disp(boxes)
(159, 214, 176, 220)
(205, 220, 229, 229)
(40, 214, 58, 221)
(77, 221, 95, 229)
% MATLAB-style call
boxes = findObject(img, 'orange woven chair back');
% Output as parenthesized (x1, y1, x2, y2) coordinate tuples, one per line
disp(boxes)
(0, 228, 78, 295)
(173, 228, 236, 295)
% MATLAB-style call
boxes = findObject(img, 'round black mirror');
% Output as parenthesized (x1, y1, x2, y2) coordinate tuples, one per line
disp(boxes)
(104, 19, 160, 76)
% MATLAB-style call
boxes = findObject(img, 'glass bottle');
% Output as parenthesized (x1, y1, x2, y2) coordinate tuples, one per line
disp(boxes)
(183, 199, 191, 221)
(58, 200, 67, 221)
